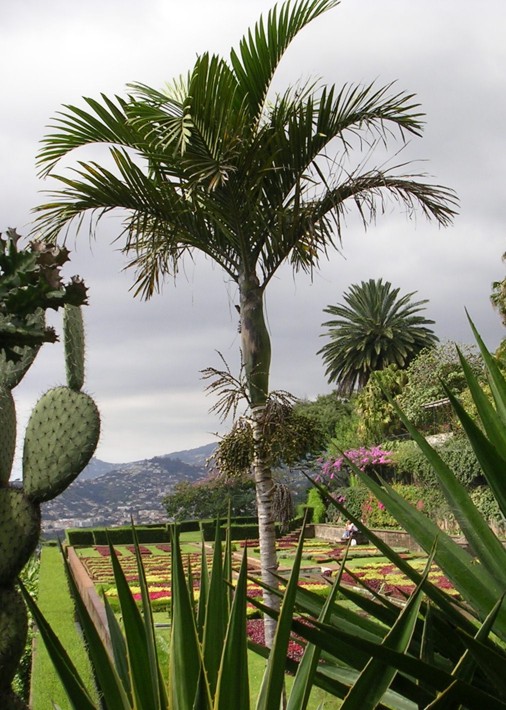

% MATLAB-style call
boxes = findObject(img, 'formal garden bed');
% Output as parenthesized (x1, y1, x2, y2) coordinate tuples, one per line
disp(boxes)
(73, 536, 459, 615)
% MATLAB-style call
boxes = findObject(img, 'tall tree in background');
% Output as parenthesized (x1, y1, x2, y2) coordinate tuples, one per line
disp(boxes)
(319, 278, 438, 394)
(33, 0, 456, 642)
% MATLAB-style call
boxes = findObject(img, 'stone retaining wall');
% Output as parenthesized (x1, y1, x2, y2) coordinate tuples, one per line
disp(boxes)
(66, 547, 112, 654)
(313, 524, 470, 553)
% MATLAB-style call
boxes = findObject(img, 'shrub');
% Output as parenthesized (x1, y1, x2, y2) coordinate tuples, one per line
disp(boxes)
(306, 487, 326, 524)
(66, 529, 95, 546)
(200, 521, 281, 541)
(391, 435, 483, 489)
(471, 486, 506, 530)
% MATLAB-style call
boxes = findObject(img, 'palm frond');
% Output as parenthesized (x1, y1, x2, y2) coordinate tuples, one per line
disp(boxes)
(230, 0, 339, 121)
(37, 94, 134, 177)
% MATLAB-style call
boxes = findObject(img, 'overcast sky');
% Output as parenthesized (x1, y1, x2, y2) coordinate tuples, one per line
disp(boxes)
(2, 0, 505, 471)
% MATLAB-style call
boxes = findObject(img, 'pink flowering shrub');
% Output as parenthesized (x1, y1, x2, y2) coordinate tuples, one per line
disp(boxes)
(318, 446, 394, 481)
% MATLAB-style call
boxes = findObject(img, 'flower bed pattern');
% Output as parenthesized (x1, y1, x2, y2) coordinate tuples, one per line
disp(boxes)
(76, 543, 458, 613)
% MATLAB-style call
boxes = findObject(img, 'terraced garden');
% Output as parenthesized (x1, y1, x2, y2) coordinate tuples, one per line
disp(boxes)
(74, 535, 459, 614)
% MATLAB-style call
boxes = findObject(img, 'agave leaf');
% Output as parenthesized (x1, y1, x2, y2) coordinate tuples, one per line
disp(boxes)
(339, 555, 430, 709)
(444, 382, 506, 518)
(250, 633, 426, 708)
(107, 537, 159, 709)
(387, 402, 506, 598)
(316, 663, 422, 709)
(455, 346, 506, 451)
(58, 543, 133, 708)
(18, 578, 99, 710)
(422, 680, 463, 709)
(467, 312, 506, 423)
(287, 541, 353, 710)
(311, 480, 492, 640)
(288, 614, 506, 709)
(202, 522, 227, 697)
(131, 524, 168, 707)
(196, 534, 209, 640)
(213, 546, 250, 709)
(170, 525, 209, 709)
(319, 462, 506, 640)
(255, 522, 306, 710)
(224, 502, 234, 610)
(450, 595, 506, 698)
(103, 595, 132, 703)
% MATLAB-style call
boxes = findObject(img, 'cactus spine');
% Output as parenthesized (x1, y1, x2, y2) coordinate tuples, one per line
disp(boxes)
(0, 303, 100, 709)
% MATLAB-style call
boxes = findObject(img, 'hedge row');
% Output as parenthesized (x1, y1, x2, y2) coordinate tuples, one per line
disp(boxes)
(66, 515, 263, 546)
(200, 521, 283, 541)
(66, 525, 170, 546)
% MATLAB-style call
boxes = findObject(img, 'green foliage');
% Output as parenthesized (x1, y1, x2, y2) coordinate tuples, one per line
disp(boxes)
(306, 487, 326, 524)
(66, 529, 95, 546)
(200, 521, 282, 542)
(354, 364, 408, 442)
(470, 486, 505, 530)
(294, 393, 353, 443)
(397, 340, 484, 430)
(11, 557, 39, 703)
(163, 477, 257, 522)
(0, 229, 87, 362)
(318, 278, 438, 394)
(391, 434, 484, 489)
(327, 402, 364, 452)
(91, 526, 170, 545)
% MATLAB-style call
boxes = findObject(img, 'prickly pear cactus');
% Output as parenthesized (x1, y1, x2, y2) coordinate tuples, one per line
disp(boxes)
(0, 303, 100, 709)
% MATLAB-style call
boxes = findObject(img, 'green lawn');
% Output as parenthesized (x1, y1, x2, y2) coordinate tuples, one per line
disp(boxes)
(31, 546, 98, 710)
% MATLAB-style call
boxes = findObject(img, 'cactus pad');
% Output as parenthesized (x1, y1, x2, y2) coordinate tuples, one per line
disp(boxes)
(0, 587, 27, 691)
(0, 387, 16, 484)
(0, 489, 40, 585)
(23, 386, 100, 503)
(64, 304, 85, 391)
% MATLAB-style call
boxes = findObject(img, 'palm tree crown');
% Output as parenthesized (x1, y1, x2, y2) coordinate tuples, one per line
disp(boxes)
(319, 278, 439, 394)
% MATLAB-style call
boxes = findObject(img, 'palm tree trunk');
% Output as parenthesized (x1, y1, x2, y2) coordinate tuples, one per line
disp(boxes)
(239, 271, 279, 647)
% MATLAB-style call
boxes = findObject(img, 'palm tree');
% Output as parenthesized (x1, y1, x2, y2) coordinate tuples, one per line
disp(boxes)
(319, 277, 439, 394)
(33, 0, 456, 643)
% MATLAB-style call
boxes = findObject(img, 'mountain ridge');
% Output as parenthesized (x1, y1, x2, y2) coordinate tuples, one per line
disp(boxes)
(41, 442, 217, 531)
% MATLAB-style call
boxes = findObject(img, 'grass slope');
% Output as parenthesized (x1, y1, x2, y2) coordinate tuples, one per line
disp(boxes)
(30, 546, 98, 709)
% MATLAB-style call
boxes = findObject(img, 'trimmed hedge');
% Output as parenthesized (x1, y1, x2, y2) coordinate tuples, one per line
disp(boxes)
(95, 526, 170, 544)
(66, 526, 170, 546)
(65, 515, 290, 546)
(200, 521, 282, 541)
(65, 528, 94, 546)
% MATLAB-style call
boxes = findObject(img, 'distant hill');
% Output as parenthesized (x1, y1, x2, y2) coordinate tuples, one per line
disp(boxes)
(78, 458, 120, 481)
(160, 442, 216, 467)
(41, 444, 216, 528)
(79, 441, 217, 481)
